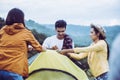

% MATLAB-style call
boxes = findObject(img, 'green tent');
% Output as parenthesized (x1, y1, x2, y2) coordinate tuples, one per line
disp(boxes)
(26, 50, 88, 80)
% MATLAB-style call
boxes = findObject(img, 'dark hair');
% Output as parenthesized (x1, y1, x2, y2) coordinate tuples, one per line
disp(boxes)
(91, 24, 105, 40)
(91, 24, 109, 60)
(55, 20, 67, 29)
(105, 40, 110, 60)
(5, 8, 25, 26)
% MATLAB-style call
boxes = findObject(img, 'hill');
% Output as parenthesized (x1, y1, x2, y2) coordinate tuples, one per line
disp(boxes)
(25, 19, 54, 36)
(25, 20, 120, 48)
(43, 24, 120, 48)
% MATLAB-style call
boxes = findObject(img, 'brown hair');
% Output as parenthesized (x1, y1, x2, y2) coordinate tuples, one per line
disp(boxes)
(5, 8, 25, 26)
(91, 24, 106, 40)
(91, 24, 109, 60)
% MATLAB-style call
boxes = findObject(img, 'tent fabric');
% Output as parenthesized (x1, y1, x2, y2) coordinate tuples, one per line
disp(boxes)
(27, 68, 77, 80)
(26, 50, 88, 80)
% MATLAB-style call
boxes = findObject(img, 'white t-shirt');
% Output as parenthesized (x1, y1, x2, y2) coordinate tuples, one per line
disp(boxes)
(42, 35, 64, 50)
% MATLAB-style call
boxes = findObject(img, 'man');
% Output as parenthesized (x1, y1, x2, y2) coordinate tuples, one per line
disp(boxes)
(42, 20, 74, 51)
(42, 20, 86, 70)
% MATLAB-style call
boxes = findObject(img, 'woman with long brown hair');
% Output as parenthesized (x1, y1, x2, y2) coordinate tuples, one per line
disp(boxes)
(60, 24, 109, 80)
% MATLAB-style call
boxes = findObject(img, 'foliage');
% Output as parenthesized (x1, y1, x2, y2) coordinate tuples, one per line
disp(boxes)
(0, 17, 5, 29)
(31, 29, 47, 44)
(28, 29, 47, 58)
(25, 19, 54, 36)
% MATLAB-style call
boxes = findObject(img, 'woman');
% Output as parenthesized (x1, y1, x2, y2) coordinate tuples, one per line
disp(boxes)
(60, 24, 109, 80)
(0, 8, 45, 80)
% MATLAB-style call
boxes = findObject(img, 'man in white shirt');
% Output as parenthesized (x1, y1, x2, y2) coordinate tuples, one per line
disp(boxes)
(43, 20, 85, 70)
(42, 20, 74, 51)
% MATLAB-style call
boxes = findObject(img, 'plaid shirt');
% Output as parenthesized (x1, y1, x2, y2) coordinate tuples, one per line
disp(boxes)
(62, 34, 73, 49)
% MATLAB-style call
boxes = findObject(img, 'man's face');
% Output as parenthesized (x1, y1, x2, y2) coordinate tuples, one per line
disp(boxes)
(56, 27, 66, 39)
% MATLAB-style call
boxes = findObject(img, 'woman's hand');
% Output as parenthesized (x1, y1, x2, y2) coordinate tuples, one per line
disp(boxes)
(52, 45, 58, 50)
(65, 53, 72, 58)
(59, 49, 67, 55)
(59, 49, 74, 55)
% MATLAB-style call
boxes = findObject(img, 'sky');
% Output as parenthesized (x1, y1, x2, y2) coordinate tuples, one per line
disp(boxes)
(0, 0, 120, 26)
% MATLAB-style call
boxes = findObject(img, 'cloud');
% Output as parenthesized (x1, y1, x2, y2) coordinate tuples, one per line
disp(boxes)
(109, 19, 120, 26)
(0, 0, 120, 25)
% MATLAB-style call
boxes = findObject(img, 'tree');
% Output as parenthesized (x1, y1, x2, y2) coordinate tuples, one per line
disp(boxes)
(31, 29, 47, 44)
(28, 29, 48, 58)
(0, 17, 5, 29)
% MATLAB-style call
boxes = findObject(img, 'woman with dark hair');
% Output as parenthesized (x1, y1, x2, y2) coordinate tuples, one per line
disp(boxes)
(0, 8, 45, 80)
(5, 8, 25, 26)
(60, 24, 109, 80)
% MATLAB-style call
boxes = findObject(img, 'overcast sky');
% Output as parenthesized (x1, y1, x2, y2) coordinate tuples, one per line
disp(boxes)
(0, 0, 120, 26)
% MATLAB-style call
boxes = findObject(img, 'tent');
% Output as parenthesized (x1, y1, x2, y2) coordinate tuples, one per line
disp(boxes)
(26, 50, 88, 80)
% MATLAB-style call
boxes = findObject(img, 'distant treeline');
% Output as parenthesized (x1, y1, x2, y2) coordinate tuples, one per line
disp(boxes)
(0, 17, 5, 29)
(1, 18, 120, 58)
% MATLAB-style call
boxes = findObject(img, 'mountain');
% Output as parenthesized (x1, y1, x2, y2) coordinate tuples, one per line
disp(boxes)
(25, 20, 54, 36)
(25, 20, 120, 48)
(43, 24, 120, 47)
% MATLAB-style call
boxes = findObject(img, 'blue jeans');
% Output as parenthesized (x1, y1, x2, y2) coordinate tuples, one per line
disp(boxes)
(0, 70, 23, 80)
(94, 72, 108, 80)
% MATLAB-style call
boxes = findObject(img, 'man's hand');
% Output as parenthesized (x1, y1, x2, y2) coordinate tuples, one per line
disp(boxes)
(52, 45, 58, 50)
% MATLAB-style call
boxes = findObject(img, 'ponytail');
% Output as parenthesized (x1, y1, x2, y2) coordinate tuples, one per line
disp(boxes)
(104, 40, 109, 60)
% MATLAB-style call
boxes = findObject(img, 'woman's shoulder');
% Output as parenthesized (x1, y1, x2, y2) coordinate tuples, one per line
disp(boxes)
(99, 40, 106, 43)
(98, 40, 107, 47)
